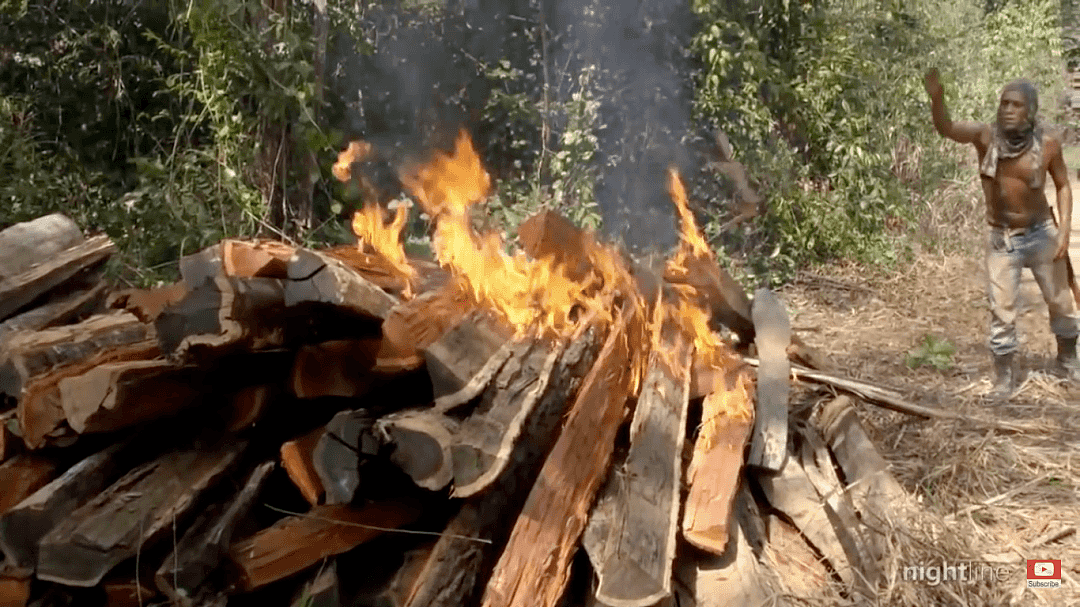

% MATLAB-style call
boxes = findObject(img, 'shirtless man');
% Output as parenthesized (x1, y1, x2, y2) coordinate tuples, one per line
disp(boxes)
(924, 68, 1080, 398)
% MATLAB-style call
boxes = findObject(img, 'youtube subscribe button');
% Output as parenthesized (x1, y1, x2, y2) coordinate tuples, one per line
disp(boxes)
(1027, 560, 1062, 589)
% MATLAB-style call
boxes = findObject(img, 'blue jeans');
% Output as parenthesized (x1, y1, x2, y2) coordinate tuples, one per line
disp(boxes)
(986, 218, 1080, 356)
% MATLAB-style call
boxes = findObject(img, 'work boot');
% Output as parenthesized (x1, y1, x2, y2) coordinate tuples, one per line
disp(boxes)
(1054, 336, 1080, 382)
(990, 353, 1015, 400)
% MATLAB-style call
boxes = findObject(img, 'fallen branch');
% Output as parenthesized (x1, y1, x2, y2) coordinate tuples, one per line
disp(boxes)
(744, 359, 1037, 433)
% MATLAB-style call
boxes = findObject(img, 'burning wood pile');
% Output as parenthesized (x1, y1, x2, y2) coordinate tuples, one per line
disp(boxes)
(0, 132, 921, 607)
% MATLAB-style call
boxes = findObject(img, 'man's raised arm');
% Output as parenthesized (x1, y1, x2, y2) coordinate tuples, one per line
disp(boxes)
(925, 68, 986, 144)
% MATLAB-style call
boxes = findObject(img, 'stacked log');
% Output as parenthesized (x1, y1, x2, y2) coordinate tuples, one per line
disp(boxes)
(0, 210, 923, 607)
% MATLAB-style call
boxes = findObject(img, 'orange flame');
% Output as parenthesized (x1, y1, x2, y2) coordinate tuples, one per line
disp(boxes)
(351, 203, 418, 298)
(396, 129, 636, 340)
(663, 167, 750, 420)
(332, 140, 373, 182)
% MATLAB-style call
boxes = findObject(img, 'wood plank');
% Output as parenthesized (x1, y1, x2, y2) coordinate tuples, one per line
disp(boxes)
(284, 249, 398, 320)
(0, 441, 128, 569)
(752, 446, 859, 589)
(0, 454, 59, 516)
(421, 313, 512, 399)
(0, 214, 83, 281)
(0, 280, 107, 345)
(155, 461, 274, 605)
(227, 499, 423, 592)
(291, 339, 381, 399)
(747, 288, 790, 471)
(0, 234, 115, 321)
(797, 429, 880, 591)
(450, 339, 559, 497)
(403, 327, 602, 607)
(762, 513, 833, 598)
(481, 307, 637, 607)
(816, 395, 908, 509)
(57, 359, 199, 435)
(281, 428, 326, 506)
(681, 365, 754, 554)
(36, 440, 247, 587)
(583, 332, 691, 607)
(671, 514, 775, 607)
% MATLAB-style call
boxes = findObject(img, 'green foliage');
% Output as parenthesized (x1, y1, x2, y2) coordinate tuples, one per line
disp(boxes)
(689, 0, 1064, 286)
(906, 334, 957, 371)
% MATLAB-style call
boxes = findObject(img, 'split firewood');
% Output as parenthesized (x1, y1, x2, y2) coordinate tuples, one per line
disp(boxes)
(752, 446, 863, 591)
(281, 427, 327, 505)
(450, 338, 561, 497)
(681, 364, 754, 554)
(36, 440, 248, 587)
(323, 245, 446, 296)
(797, 427, 882, 584)
(57, 359, 200, 435)
(747, 288, 791, 471)
(226, 499, 423, 592)
(0, 280, 107, 345)
(403, 327, 601, 607)
(105, 282, 187, 324)
(291, 339, 381, 399)
(0, 454, 59, 516)
(289, 561, 340, 607)
(0, 234, 115, 322)
(155, 276, 289, 359)
(0, 441, 128, 570)
(0, 312, 151, 400)
(421, 312, 513, 399)
(379, 284, 473, 373)
(221, 239, 295, 279)
(664, 255, 754, 345)
(314, 410, 380, 505)
(481, 307, 638, 607)
(517, 209, 603, 284)
(0, 214, 84, 281)
(0, 565, 31, 607)
(583, 330, 692, 607)
(7, 316, 158, 449)
(155, 461, 275, 606)
(284, 249, 398, 320)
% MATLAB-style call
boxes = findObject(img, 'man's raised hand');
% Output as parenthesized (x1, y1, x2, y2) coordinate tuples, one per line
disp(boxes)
(924, 67, 943, 99)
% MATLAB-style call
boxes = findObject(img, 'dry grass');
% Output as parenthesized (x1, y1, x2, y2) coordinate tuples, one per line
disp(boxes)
(777, 230, 1080, 605)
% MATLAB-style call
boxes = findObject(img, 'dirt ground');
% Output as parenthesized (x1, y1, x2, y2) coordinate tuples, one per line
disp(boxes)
(778, 208, 1080, 604)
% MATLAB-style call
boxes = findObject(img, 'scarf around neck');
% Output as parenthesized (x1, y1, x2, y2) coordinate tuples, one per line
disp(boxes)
(979, 79, 1044, 190)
